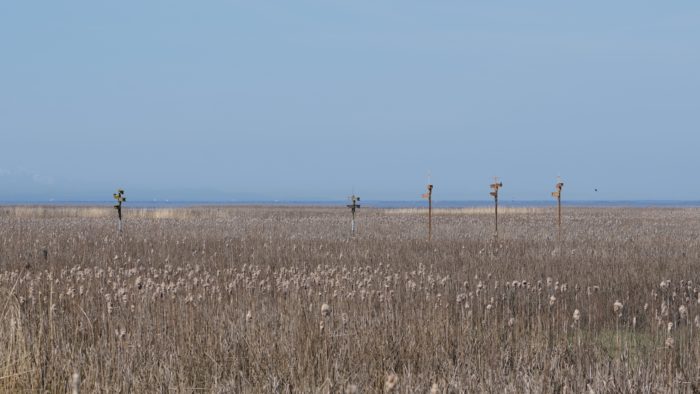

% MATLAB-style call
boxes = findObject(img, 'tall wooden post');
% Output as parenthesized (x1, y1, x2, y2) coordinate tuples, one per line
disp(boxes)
(489, 178, 503, 241)
(552, 180, 564, 241)
(422, 184, 433, 241)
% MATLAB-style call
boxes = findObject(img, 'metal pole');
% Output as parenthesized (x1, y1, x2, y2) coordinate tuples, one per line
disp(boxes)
(347, 195, 360, 236)
(114, 189, 126, 235)
(351, 210, 356, 235)
(118, 206, 122, 233)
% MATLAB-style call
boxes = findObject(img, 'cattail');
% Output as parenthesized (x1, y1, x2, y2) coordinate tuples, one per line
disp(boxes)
(632, 316, 637, 329)
(665, 336, 674, 349)
(613, 301, 623, 316)
(573, 309, 580, 322)
(319, 320, 325, 333)
(661, 301, 669, 317)
(246, 310, 253, 323)
(549, 295, 556, 306)
(384, 373, 398, 392)
(667, 322, 673, 333)
(71, 372, 80, 394)
(115, 327, 126, 340)
(694, 315, 700, 329)
(430, 383, 439, 394)
(508, 317, 515, 327)
(679, 305, 688, 319)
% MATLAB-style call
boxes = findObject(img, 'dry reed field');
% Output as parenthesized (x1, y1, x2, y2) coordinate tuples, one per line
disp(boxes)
(2, 205, 700, 393)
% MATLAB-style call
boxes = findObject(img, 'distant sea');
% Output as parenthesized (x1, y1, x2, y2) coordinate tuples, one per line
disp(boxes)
(2, 200, 700, 208)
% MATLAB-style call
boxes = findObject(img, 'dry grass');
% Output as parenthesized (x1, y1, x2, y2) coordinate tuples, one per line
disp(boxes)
(1, 205, 700, 392)
(385, 206, 545, 216)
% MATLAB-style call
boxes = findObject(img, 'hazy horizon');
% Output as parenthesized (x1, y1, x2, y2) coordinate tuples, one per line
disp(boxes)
(2, 2, 698, 202)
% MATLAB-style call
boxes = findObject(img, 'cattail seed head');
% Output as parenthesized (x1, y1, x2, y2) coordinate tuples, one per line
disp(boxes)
(246, 310, 253, 323)
(384, 373, 398, 392)
(71, 372, 80, 394)
(661, 301, 669, 317)
(665, 336, 674, 349)
(679, 305, 688, 319)
(573, 309, 580, 322)
(430, 383, 439, 394)
(549, 295, 556, 306)
(613, 300, 623, 316)
(321, 303, 332, 317)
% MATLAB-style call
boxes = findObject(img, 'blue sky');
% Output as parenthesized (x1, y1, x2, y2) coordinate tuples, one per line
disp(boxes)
(1, 1, 698, 201)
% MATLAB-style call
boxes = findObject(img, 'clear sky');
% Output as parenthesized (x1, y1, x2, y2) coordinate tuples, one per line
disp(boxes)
(1, 1, 698, 202)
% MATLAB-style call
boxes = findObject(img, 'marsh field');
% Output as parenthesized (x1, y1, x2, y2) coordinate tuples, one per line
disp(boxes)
(1, 205, 700, 393)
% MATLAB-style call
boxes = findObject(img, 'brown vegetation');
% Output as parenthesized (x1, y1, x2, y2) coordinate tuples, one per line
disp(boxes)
(1, 205, 700, 392)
